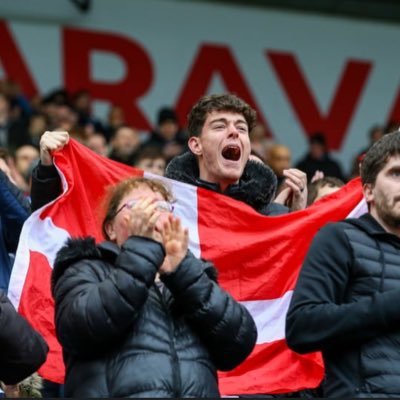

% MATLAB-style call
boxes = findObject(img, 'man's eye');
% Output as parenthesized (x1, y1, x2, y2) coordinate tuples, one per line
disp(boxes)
(237, 126, 248, 133)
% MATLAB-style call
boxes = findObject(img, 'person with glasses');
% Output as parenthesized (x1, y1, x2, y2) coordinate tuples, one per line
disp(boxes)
(51, 176, 257, 398)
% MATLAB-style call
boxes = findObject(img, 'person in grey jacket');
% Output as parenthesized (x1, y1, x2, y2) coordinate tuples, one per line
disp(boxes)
(286, 130, 400, 397)
(52, 176, 257, 398)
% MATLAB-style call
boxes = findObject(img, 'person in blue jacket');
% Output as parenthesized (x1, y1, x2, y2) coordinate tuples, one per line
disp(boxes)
(0, 158, 30, 292)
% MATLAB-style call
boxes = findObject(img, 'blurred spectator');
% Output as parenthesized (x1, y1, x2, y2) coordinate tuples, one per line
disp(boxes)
(134, 147, 166, 176)
(14, 145, 40, 190)
(307, 176, 344, 206)
(349, 124, 385, 180)
(0, 79, 32, 119)
(0, 158, 30, 291)
(249, 122, 273, 160)
(295, 132, 345, 182)
(108, 126, 141, 165)
(53, 103, 79, 133)
(40, 88, 80, 134)
(103, 105, 125, 142)
(28, 113, 48, 148)
(143, 106, 187, 162)
(0, 148, 28, 192)
(0, 93, 31, 151)
(85, 133, 109, 157)
(71, 89, 104, 135)
(266, 144, 292, 188)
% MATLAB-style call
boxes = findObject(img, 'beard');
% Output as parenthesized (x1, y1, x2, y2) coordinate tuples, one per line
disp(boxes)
(375, 194, 400, 228)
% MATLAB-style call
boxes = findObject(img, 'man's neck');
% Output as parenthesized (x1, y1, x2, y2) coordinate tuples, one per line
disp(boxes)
(198, 176, 235, 193)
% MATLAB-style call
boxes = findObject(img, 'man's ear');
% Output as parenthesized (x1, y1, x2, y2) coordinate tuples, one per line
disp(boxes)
(188, 136, 202, 156)
(105, 221, 116, 241)
(363, 182, 374, 203)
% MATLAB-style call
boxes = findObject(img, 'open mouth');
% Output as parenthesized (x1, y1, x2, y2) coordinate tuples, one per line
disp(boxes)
(221, 145, 241, 161)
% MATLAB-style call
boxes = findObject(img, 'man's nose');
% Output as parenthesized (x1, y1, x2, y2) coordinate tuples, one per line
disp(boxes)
(227, 123, 239, 137)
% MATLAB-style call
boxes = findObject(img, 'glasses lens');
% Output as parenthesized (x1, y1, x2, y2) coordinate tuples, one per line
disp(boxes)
(155, 201, 174, 213)
(125, 200, 138, 210)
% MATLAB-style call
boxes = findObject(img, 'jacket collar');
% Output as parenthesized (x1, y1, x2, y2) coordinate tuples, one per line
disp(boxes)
(347, 213, 400, 248)
(165, 151, 277, 212)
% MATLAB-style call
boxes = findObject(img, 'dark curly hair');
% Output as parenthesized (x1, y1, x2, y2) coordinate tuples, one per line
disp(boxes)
(187, 93, 257, 137)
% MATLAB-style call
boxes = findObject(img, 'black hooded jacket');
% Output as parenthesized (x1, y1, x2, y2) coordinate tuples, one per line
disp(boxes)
(286, 213, 400, 397)
(165, 151, 288, 216)
(52, 236, 257, 398)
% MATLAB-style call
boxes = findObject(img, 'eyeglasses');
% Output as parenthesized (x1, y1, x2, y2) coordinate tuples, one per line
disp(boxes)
(114, 199, 175, 217)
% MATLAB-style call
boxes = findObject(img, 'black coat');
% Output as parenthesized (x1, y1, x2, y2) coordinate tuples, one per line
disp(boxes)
(286, 213, 400, 397)
(0, 291, 48, 384)
(52, 236, 257, 397)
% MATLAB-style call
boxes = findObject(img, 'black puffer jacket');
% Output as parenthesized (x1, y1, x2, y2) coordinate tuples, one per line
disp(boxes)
(0, 291, 48, 384)
(287, 213, 400, 397)
(165, 151, 288, 216)
(52, 236, 257, 398)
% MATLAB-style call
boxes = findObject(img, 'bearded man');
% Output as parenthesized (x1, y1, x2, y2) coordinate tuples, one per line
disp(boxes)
(286, 130, 400, 398)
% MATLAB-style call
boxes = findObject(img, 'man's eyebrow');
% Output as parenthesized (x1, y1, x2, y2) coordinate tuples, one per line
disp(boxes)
(209, 117, 247, 125)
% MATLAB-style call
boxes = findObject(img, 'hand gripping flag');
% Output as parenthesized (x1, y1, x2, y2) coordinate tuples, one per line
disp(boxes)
(8, 139, 366, 395)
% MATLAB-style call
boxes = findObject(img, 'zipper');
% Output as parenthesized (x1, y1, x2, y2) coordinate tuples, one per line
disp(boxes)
(153, 284, 181, 398)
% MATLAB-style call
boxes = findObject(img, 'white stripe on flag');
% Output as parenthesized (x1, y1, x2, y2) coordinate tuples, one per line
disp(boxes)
(8, 212, 70, 309)
(241, 291, 293, 344)
(346, 197, 367, 218)
(144, 172, 201, 258)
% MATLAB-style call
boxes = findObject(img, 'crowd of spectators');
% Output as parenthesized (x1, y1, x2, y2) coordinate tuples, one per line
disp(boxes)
(0, 78, 399, 200)
(0, 78, 400, 397)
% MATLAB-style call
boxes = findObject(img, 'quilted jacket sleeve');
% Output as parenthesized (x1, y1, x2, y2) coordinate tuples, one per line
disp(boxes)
(0, 291, 48, 384)
(53, 236, 165, 356)
(160, 253, 257, 371)
(30, 163, 62, 212)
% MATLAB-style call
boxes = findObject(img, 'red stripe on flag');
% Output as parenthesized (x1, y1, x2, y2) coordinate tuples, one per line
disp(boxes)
(219, 340, 323, 395)
(197, 178, 363, 300)
(18, 251, 64, 383)
(41, 140, 142, 240)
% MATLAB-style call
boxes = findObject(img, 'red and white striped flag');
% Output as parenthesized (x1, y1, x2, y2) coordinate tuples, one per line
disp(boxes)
(8, 139, 366, 395)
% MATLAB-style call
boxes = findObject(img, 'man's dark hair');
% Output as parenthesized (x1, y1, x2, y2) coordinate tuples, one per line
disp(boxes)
(134, 146, 165, 164)
(309, 132, 327, 147)
(361, 130, 400, 185)
(187, 93, 257, 137)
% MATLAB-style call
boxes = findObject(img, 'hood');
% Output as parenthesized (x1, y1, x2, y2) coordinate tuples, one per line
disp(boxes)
(51, 237, 119, 296)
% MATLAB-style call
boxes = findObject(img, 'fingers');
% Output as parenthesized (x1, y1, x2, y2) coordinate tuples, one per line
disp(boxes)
(274, 187, 292, 205)
(311, 170, 324, 183)
(124, 198, 157, 237)
(283, 168, 307, 193)
(40, 131, 70, 165)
